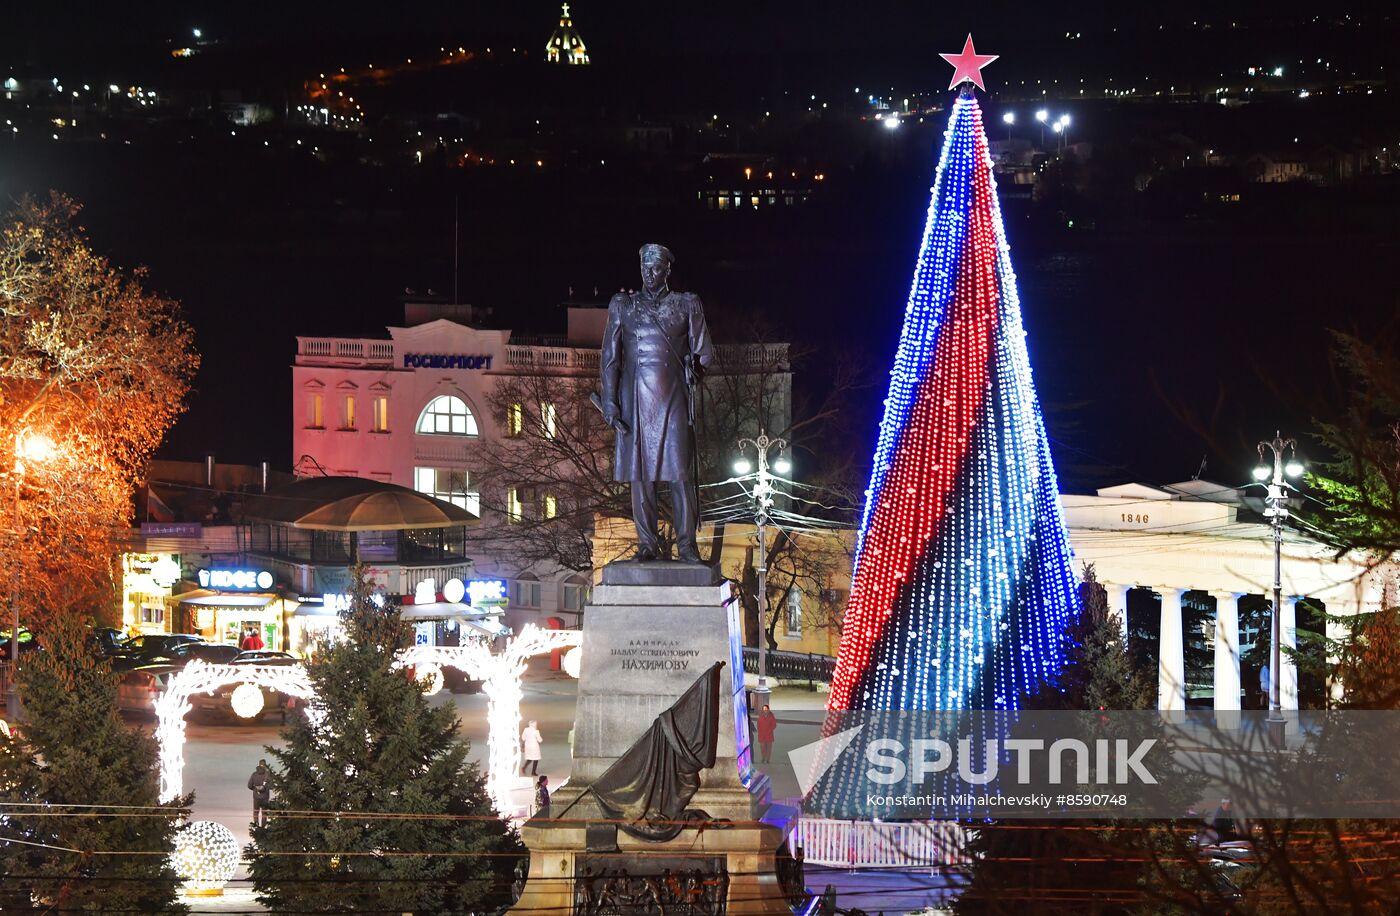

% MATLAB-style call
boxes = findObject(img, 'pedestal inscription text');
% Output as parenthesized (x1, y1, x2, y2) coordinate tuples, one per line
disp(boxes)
(610, 639, 701, 672)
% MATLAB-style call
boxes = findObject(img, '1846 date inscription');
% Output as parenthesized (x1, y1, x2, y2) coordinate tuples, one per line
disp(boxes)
(611, 639, 701, 672)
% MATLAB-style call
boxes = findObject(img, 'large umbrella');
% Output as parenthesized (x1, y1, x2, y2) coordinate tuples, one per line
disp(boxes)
(243, 477, 477, 530)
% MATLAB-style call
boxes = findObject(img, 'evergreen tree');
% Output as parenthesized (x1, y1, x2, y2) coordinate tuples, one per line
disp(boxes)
(0, 616, 187, 912)
(248, 567, 521, 912)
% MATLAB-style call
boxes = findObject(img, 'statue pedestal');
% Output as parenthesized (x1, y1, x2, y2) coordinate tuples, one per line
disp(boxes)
(512, 575, 800, 914)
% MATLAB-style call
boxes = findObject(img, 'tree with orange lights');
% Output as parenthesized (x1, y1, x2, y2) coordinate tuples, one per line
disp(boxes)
(0, 193, 198, 628)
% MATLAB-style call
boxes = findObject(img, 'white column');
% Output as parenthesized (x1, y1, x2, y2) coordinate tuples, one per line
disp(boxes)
(1281, 596, 1299, 711)
(1157, 587, 1186, 712)
(1211, 592, 1241, 712)
(1105, 582, 1131, 644)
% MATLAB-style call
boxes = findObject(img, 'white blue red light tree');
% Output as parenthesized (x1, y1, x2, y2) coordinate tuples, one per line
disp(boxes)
(829, 41, 1079, 713)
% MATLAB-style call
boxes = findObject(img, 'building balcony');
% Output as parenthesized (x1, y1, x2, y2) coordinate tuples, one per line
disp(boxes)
(296, 337, 396, 366)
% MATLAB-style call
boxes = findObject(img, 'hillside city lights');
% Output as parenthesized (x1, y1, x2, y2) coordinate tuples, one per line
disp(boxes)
(827, 91, 1079, 715)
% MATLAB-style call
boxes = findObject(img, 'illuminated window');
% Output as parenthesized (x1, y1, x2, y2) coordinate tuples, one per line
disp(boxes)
(506, 487, 523, 523)
(372, 397, 389, 432)
(785, 588, 802, 635)
(416, 395, 478, 436)
(540, 401, 557, 439)
(342, 395, 356, 429)
(307, 394, 323, 428)
(544, 494, 558, 519)
(507, 402, 523, 437)
(413, 467, 479, 515)
(140, 604, 165, 624)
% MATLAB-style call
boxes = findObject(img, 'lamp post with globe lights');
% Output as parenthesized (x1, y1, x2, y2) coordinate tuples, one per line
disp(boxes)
(1252, 432, 1303, 749)
(1001, 110, 1014, 143)
(1035, 108, 1048, 147)
(8, 430, 57, 720)
(734, 431, 790, 703)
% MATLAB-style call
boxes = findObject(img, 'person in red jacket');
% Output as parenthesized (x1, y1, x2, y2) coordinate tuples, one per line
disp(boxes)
(756, 704, 778, 765)
(240, 627, 265, 651)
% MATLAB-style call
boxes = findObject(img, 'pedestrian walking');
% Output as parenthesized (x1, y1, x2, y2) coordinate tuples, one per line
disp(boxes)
(521, 720, 542, 775)
(1209, 798, 1237, 843)
(248, 759, 272, 828)
(756, 704, 778, 765)
(534, 775, 550, 817)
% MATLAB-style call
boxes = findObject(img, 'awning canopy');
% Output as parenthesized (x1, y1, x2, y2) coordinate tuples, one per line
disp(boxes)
(180, 595, 276, 609)
(242, 477, 478, 532)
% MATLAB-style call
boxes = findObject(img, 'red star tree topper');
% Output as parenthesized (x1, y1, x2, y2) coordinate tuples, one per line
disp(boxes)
(940, 33, 998, 91)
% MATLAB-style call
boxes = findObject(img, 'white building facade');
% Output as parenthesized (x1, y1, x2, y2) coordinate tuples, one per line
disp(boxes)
(1065, 480, 1399, 712)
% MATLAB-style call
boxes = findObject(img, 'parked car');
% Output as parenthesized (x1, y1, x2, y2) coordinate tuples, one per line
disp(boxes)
(164, 642, 241, 666)
(115, 665, 179, 716)
(119, 634, 206, 658)
(0, 627, 41, 661)
(91, 627, 128, 658)
(192, 651, 299, 723)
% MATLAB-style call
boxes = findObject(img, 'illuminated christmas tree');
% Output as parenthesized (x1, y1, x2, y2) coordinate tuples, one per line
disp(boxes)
(828, 38, 1079, 713)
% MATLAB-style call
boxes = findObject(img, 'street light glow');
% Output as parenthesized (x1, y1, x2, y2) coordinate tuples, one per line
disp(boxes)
(16, 432, 56, 464)
(1053, 122, 1063, 134)
(1035, 109, 1048, 122)
(1284, 460, 1304, 478)
(773, 456, 792, 474)
(1002, 112, 1015, 124)
(1252, 465, 1271, 481)
(1058, 114, 1071, 126)
(733, 458, 753, 475)
(883, 116, 900, 130)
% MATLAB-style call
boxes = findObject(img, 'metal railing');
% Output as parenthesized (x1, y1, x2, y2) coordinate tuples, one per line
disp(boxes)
(742, 646, 835, 685)
(789, 817, 969, 869)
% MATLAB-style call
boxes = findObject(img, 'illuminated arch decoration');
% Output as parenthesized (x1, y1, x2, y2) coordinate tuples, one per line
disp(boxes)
(415, 394, 479, 436)
(156, 660, 317, 803)
(156, 628, 582, 814)
(827, 87, 1079, 714)
(395, 623, 582, 813)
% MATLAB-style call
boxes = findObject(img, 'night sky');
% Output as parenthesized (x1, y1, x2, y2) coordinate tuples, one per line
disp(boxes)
(3, 2, 1397, 494)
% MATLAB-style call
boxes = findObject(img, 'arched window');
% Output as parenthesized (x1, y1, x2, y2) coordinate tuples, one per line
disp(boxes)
(416, 395, 478, 436)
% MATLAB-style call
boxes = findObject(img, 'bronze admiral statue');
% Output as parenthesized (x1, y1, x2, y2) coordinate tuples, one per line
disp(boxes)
(599, 244, 714, 562)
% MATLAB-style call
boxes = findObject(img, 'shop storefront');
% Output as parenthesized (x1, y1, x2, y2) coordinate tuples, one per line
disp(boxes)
(120, 552, 182, 636)
(179, 566, 289, 649)
(287, 577, 510, 657)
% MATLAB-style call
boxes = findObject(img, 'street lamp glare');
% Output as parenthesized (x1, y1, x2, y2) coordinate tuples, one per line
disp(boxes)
(1053, 122, 1063, 133)
(1002, 112, 1015, 124)
(773, 457, 792, 474)
(1035, 109, 1048, 122)
(1058, 114, 1071, 126)
(1284, 460, 1304, 478)
(1251, 465, 1271, 481)
(17, 432, 56, 464)
(733, 459, 752, 475)
(882, 116, 900, 131)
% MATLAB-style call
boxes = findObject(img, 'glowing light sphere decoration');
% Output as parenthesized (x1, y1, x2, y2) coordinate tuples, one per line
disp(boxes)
(418, 663, 445, 696)
(561, 645, 582, 679)
(171, 820, 240, 894)
(828, 49, 1079, 716)
(229, 682, 265, 719)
